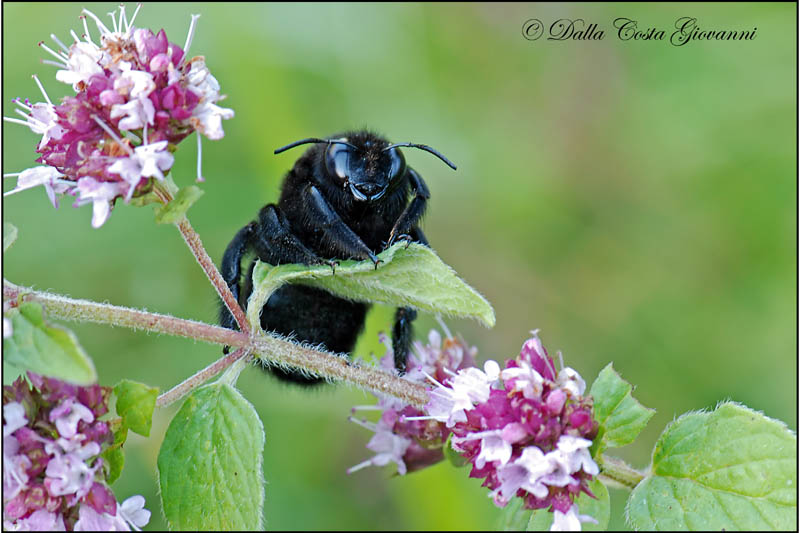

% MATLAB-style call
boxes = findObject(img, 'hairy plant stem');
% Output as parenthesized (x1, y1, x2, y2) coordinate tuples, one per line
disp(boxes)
(153, 182, 249, 335)
(597, 454, 646, 489)
(156, 348, 251, 407)
(3, 281, 430, 408)
(174, 215, 249, 335)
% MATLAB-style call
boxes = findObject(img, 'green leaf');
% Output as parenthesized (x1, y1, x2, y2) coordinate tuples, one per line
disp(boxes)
(3, 362, 23, 385)
(128, 189, 162, 207)
(113, 379, 158, 437)
(158, 382, 265, 530)
(248, 242, 495, 331)
(500, 478, 610, 531)
(154, 185, 204, 224)
(589, 363, 654, 455)
(4, 222, 18, 252)
(627, 402, 797, 531)
(3, 302, 96, 385)
(498, 498, 533, 531)
(101, 419, 129, 484)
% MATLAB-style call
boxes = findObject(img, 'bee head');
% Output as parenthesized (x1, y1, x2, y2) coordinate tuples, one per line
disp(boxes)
(275, 132, 455, 202)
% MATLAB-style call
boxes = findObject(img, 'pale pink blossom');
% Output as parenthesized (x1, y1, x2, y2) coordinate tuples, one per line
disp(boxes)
(55, 42, 104, 89)
(551, 504, 599, 531)
(557, 367, 586, 398)
(3, 166, 68, 208)
(109, 97, 156, 131)
(347, 417, 411, 475)
(107, 141, 174, 196)
(72, 178, 128, 228)
(3, 436, 32, 500)
(501, 359, 545, 399)
(4, 509, 66, 531)
(73, 504, 129, 531)
(118, 495, 151, 530)
(43, 443, 101, 498)
(49, 398, 95, 439)
(113, 62, 156, 98)
(3, 402, 28, 437)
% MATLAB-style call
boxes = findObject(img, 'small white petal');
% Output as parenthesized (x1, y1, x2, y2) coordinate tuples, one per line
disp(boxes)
(3, 403, 28, 437)
(557, 367, 586, 397)
(551, 504, 598, 531)
(119, 494, 151, 528)
(110, 97, 155, 131)
(56, 42, 104, 90)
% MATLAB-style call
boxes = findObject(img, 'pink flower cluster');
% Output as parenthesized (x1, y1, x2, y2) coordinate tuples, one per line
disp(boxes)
(348, 329, 477, 475)
(3, 373, 150, 531)
(3, 5, 233, 227)
(349, 329, 600, 531)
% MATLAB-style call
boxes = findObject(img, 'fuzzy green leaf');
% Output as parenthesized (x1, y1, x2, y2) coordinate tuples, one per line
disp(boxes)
(627, 402, 797, 531)
(158, 383, 265, 531)
(589, 363, 654, 455)
(113, 379, 158, 437)
(4, 222, 18, 252)
(248, 242, 494, 331)
(3, 302, 96, 385)
(154, 185, 204, 224)
(498, 498, 533, 531)
(3, 362, 23, 385)
(101, 419, 128, 485)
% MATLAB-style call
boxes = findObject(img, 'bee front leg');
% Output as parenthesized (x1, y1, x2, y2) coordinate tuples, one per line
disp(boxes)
(253, 204, 334, 270)
(306, 185, 382, 267)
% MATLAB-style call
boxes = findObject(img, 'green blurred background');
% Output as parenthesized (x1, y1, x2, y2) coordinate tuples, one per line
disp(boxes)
(3, 2, 796, 530)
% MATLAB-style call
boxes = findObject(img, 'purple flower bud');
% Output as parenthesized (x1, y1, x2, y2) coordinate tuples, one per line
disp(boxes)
(519, 333, 557, 381)
(545, 389, 567, 415)
(84, 482, 117, 516)
(76, 385, 110, 419)
(501, 422, 528, 445)
(150, 53, 172, 73)
(99, 89, 124, 107)
(402, 441, 445, 474)
(161, 83, 200, 121)
(168, 43, 185, 67)
(4, 492, 30, 520)
(81, 421, 112, 447)
(23, 484, 49, 512)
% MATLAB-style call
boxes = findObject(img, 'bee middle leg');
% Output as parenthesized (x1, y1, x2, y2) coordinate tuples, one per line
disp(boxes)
(390, 225, 428, 373)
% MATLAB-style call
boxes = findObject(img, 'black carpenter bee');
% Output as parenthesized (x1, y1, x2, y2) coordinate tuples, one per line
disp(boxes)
(220, 130, 456, 384)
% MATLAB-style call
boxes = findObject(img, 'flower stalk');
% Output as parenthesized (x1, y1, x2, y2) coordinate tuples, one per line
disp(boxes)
(156, 348, 250, 407)
(175, 215, 249, 335)
(3, 281, 429, 407)
(596, 454, 645, 490)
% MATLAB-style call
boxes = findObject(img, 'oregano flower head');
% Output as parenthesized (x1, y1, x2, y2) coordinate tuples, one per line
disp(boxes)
(350, 329, 601, 531)
(2, 373, 150, 531)
(3, 4, 234, 227)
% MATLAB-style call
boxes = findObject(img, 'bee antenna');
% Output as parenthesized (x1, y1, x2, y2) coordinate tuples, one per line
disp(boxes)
(274, 138, 357, 155)
(383, 143, 457, 170)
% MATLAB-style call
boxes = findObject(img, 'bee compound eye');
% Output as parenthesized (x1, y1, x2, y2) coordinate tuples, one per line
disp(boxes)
(325, 143, 350, 181)
(387, 147, 406, 180)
